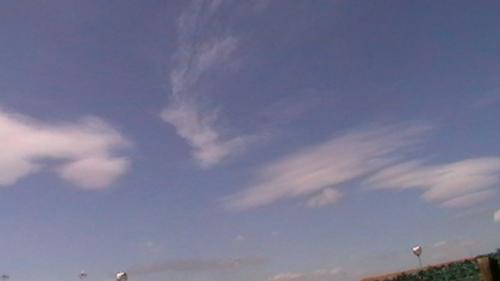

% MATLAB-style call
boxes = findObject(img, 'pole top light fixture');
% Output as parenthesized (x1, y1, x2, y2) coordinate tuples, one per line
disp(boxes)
(116, 272, 128, 281)
(79, 271, 88, 280)
(412, 245, 422, 257)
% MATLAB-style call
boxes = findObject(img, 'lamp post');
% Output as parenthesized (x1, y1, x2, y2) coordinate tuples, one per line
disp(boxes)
(79, 271, 88, 281)
(412, 245, 423, 268)
(116, 272, 128, 281)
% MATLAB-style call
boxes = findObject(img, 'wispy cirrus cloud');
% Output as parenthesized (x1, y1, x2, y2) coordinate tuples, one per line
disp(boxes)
(474, 86, 500, 108)
(0, 108, 131, 189)
(161, 0, 253, 168)
(365, 158, 500, 208)
(223, 120, 500, 211)
(269, 267, 344, 281)
(494, 209, 500, 223)
(305, 188, 343, 208)
(223, 125, 429, 210)
(441, 190, 497, 208)
(128, 256, 266, 276)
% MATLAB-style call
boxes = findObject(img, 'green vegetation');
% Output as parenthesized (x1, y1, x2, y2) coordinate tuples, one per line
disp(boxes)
(391, 259, 480, 281)
(385, 250, 500, 281)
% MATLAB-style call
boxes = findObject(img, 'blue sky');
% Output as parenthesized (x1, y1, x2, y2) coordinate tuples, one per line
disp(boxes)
(1, 1, 500, 281)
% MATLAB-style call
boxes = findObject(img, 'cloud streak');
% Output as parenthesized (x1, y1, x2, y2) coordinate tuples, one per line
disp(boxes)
(269, 267, 344, 281)
(366, 157, 500, 208)
(223, 119, 500, 211)
(223, 125, 429, 210)
(128, 256, 266, 276)
(161, 0, 251, 168)
(305, 188, 343, 208)
(0, 108, 131, 189)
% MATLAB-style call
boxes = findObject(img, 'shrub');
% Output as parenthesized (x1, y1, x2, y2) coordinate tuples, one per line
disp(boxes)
(366, 249, 500, 281)
(390, 260, 480, 281)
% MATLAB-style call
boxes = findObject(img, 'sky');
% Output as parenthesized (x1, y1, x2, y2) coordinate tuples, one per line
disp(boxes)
(1, 1, 500, 281)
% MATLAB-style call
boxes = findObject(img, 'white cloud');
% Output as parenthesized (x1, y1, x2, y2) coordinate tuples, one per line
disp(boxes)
(58, 156, 130, 189)
(162, 0, 251, 168)
(441, 190, 497, 208)
(0, 108, 131, 189)
(223, 125, 428, 210)
(495, 210, 500, 223)
(269, 268, 343, 281)
(305, 188, 342, 208)
(366, 157, 500, 207)
(161, 102, 249, 168)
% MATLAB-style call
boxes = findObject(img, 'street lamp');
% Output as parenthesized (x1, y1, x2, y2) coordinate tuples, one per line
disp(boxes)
(116, 272, 128, 281)
(412, 245, 423, 268)
(79, 271, 88, 281)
